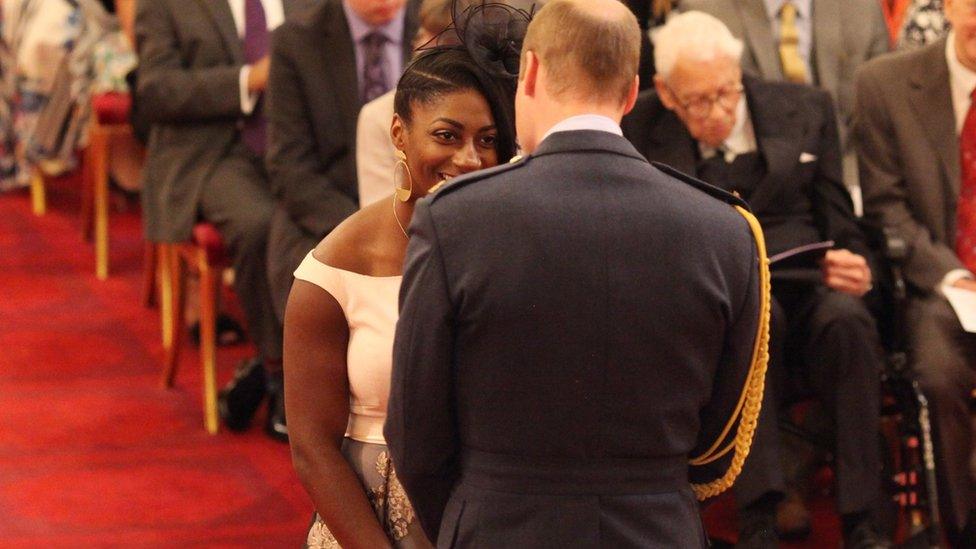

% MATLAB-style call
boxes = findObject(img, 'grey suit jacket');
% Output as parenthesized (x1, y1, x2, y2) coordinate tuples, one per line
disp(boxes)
(386, 130, 762, 547)
(135, 0, 312, 242)
(681, 0, 888, 161)
(854, 39, 962, 294)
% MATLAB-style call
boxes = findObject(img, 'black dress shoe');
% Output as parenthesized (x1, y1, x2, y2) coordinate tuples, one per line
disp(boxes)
(844, 518, 891, 549)
(264, 372, 288, 443)
(218, 357, 266, 431)
(736, 495, 779, 549)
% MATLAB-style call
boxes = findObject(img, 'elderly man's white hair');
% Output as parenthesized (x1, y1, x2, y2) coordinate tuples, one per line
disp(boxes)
(653, 11, 744, 79)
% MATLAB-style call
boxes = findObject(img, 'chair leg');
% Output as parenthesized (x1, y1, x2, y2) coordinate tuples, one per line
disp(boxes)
(159, 244, 177, 387)
(198, 250, 220, 435)
(142, 241, 158, 308)
(92, 126, 110, 280)
(161, 247, 185, 389)
(81, 140, 95, 241)
(30, 167, 46, 216)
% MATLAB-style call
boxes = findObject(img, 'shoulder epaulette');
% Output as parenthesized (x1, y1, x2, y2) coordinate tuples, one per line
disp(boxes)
(428, 154, 528, 201)
(652, 161, 751, 211)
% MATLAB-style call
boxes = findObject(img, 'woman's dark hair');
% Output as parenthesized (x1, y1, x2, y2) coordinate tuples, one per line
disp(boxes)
(393, 1, 531, 163)
(394, 47, 518, 162)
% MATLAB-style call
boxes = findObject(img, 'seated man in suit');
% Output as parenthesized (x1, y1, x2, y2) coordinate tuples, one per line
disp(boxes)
(265, 0, 416, 322)
(682, 0, 889, 213)
(622, 11, 886, 548)
(854, 0, 976, 543)
(135, 0, 310, 440)
(387, 1, 769, 546)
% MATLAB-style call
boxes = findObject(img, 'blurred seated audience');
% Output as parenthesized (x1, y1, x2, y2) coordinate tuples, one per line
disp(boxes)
(264, 0, 416, 334)
(282, 4, 521, 544)
(0, 0, 117, 191)
(854, 0, 976, 543)
(622, 11, 887, 548)
(356, 0, 456, 207)
(135, 0, 313, 441)
(681, 0, 889, 212)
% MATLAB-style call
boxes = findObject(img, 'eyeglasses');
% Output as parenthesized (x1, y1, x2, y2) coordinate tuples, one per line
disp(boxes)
(668, 84, 744, 118)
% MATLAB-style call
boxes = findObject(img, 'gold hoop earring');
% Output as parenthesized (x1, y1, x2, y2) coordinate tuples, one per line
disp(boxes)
(393, 149, 413, 202)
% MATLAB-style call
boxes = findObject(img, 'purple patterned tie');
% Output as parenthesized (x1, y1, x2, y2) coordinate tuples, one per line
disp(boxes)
(243, 0, 268, 156)
(362, 32, 390, 103)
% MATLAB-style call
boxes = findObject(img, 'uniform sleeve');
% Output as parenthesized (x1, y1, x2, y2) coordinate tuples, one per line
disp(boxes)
(690, 215, 762, 485)
(384, 199, 460, 542)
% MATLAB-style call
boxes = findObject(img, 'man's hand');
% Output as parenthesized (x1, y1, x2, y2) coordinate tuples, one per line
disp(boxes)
(247, 56, 271, 93)
(821, 249, 873, 297)
(951, 278, 976, 292)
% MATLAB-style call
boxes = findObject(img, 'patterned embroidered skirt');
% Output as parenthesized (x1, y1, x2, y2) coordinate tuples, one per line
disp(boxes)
(305, 438, 433, 548)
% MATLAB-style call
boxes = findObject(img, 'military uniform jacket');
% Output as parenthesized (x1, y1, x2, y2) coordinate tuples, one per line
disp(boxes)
(385, 130, 762, 548)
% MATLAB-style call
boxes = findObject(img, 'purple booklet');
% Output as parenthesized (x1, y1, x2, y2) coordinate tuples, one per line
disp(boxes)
(769, 240, 835, 267)
(768, 241, 834, 284)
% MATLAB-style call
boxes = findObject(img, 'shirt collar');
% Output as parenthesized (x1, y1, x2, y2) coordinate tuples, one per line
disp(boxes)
(947, 31, 976, 101)
(342, 0, 405, 45)
(541, 114, 623, 142)
(763, 0, 811, 20)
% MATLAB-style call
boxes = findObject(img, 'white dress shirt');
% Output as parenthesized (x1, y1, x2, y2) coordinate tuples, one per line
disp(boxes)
(943, 31, 976, 288)
(541, 114, 623, 142)
(228, 0, 285, 114)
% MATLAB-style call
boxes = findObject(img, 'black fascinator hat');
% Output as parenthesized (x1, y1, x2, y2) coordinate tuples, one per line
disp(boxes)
(394, 1, 534, 162)
(444, 1, 533, 81)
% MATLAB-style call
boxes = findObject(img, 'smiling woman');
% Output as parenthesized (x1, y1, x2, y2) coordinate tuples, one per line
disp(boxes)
(279, 2, 526, 547)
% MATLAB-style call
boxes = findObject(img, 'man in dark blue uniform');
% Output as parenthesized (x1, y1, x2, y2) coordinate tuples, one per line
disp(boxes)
(385, 1, 769, 546)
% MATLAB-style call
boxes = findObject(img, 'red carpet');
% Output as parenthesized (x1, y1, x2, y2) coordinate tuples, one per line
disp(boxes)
(0, 177, 846, 546)
(0, 179, 311, 546)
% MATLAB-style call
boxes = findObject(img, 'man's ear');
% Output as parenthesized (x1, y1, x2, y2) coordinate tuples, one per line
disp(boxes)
(621, 75, 640, 116)
(522, 50, 539, 98)
(653, 75, 676, 111)
(391, 113, 407, 151)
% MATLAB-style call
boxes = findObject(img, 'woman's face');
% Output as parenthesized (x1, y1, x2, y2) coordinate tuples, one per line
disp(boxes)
(391, 88, 500, 198)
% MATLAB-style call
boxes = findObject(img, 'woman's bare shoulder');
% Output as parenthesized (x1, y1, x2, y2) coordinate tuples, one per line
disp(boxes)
(312, 202, 389, 274)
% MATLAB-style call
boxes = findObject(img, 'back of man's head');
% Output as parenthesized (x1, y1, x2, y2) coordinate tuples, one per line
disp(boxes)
(521, 0, 641, 104)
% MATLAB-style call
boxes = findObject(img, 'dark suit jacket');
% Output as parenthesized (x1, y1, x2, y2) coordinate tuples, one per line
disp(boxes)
(135, 0, 311, 242)
(386, 130, 762, 547)
(622, 76, 869, 261)
(266, 0, 418, 238)
(854, 39, 963, 294)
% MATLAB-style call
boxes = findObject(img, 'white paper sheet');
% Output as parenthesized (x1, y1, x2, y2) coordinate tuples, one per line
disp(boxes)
(942, 285, 976, 333)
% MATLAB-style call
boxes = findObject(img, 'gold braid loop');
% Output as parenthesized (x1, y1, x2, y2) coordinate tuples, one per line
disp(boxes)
(690, 205, 772, 500)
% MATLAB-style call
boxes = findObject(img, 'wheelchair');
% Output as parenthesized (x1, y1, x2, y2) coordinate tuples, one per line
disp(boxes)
(773, 223, 943, 547)
(873, 225, 942, 547)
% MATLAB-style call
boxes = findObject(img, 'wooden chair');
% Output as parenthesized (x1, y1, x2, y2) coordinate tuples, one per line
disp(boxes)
(158, 222, 229, 434)
(81, 91, 141, 280)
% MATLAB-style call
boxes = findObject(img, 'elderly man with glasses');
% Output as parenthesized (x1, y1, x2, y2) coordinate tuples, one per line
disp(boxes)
(623, 11, 887, 549)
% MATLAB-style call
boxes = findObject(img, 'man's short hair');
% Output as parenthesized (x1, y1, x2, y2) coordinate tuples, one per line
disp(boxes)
(653, 11, 743, 79)
(521, 0, 641, 103)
